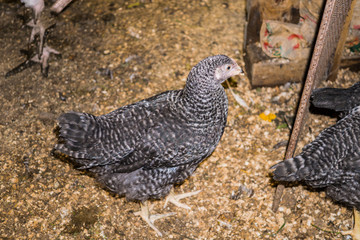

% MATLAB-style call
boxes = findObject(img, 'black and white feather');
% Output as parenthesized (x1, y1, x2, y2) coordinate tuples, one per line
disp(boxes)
(55, 55, 242, 202)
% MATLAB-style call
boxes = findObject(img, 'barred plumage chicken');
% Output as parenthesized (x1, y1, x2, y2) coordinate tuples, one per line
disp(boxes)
(55, 55, 243, 236)
(272, 103, 360, 240)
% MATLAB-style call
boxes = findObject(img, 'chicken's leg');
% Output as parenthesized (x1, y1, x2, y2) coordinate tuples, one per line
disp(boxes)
(342, 208, 360, 240)
(164, 189, 201, 210)
(134, 201, 175, 236)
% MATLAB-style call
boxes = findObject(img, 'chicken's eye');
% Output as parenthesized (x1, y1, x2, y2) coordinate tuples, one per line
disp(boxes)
(226, 65, 231, 70)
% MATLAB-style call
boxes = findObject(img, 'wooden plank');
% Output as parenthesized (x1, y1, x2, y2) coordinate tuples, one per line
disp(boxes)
(244, 43, 308, 87)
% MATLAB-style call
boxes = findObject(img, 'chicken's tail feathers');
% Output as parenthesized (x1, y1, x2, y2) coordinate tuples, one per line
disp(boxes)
(271, 156, 309, 182)
(55, 112, 98, 158)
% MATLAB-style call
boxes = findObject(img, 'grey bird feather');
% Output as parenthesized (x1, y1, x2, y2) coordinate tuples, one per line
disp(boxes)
(311, 81, 360, 116)
(271, 106, 360, 209)
(55, 55, 243, 202)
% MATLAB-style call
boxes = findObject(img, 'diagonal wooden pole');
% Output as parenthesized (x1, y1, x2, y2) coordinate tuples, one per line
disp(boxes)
(272, 0, 357, 212)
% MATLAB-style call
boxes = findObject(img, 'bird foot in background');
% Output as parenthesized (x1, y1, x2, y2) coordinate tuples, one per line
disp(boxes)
(134, 202, 175, 237)
(164, 189, 201, 210)
(27, 19, 45, 56)
(5, 46, 60, 78)
(32, 46, 61, 77)
(342, 208, 360, 240)
(21, 0, 45, 24)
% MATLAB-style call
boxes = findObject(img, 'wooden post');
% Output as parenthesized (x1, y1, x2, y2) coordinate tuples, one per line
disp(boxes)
(328, 0, 358, 81)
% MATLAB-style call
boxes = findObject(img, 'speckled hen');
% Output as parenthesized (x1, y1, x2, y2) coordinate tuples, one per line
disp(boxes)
(55, 55, 243, 236)
(271, 105, 360, 240)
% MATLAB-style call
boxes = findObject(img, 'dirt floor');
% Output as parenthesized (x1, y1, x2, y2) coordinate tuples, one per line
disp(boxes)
(1, 0, 360, 239)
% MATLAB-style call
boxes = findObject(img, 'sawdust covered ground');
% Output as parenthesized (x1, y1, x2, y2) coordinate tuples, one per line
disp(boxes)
(1, 0, 360, 239)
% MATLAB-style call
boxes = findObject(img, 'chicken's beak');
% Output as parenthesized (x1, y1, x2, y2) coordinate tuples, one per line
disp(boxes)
(229, 58, 244, 76)
(231, 63, 244, 77)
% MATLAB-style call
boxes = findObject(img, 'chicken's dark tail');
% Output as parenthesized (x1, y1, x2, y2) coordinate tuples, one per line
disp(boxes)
(271, 156, 310, 182)
(311, 87, 351, 112)
(311, 82, 360, 112)
(55, 112, 99, 159)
